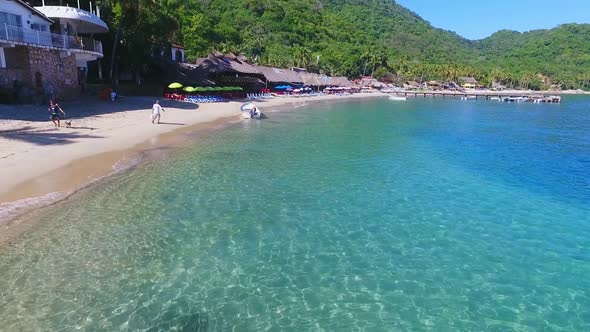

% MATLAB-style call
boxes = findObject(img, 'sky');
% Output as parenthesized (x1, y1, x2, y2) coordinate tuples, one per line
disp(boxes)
(395, 0, 590, 40)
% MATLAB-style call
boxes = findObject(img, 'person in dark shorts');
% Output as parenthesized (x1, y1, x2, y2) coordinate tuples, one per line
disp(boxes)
(48, 100, 66, 127)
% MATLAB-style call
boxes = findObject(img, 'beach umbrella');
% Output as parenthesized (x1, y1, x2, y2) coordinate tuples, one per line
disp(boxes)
(204, 87, 214, 91)
(195, 87, 207, 92)
(221, 86, 234, 91)
(168, 82, 183, 89)
(183, 86, 196, 92)
(234, 86, 243, 91)
(211, 86, 224, 92)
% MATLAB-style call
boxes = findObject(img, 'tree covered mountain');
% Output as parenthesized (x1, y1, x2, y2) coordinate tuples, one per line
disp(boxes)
(96, 0, 590, 90)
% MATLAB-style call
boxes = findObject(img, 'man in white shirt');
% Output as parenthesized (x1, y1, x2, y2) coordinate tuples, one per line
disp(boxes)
(151, 100, 164, 124)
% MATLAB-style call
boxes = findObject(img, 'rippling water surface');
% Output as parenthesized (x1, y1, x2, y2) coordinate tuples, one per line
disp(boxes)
(1, 97, 590, 331)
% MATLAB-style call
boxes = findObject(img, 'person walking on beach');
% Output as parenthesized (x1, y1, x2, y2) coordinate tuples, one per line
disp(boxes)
(151, 100, 164, 124)
(48, 100, 65, 127)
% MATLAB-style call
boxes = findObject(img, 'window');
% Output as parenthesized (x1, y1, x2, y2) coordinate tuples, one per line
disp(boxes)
(0, 48, 5, 68)
(31, 23, 47, 32)
(0, 11, 23, 28)
(0, 12, 23, 41)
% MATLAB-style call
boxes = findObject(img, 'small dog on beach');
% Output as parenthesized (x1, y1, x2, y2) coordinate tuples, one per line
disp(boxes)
(64, 120, 72, 128)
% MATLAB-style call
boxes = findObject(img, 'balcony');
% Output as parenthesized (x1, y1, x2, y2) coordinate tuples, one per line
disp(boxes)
(0, 24, 103, 55)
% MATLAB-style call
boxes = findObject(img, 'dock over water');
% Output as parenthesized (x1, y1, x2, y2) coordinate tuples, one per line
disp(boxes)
(393, 91, 562, 103)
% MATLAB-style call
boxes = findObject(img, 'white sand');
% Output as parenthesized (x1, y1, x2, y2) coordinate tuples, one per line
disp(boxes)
(0, 93, 388, 205)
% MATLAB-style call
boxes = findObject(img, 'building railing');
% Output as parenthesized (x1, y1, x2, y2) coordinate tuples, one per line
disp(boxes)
(29, 1, 102, 18)
(1, 23, 102, 54)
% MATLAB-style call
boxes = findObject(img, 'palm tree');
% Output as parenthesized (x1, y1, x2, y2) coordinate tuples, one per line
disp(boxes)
(218, 42, 240, 55)
(520, 71, 535, 90)
(293, 46, 311, 69)
(396, 55, 410, 77)
(487, 68, 504, 88)
(360, 48, 372, 77)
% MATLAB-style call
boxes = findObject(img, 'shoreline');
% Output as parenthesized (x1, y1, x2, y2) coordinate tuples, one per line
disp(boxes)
(0, 92, 389, 225)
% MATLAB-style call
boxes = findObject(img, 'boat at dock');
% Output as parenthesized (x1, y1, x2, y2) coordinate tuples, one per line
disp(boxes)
(501, 96, 527, 103)
(501, 96, 561, 103)
(530, 96, 562, 103)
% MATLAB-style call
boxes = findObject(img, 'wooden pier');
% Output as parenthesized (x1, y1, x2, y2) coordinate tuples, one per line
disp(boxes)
(391, 91, 561, 103)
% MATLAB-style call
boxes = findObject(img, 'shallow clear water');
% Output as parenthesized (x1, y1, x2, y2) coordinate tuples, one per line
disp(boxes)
(1, 97, 590, 331)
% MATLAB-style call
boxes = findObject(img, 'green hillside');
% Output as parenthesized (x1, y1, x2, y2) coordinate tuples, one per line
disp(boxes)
(474, 25, 590, 88)
(96, 0, 590, 90)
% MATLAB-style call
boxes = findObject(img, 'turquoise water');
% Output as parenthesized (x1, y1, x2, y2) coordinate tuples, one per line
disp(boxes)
(1, 97, 590, 331)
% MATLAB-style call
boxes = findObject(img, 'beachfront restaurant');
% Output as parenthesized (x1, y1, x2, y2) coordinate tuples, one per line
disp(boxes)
(255, 66, 303, 91)
(188, 52, 266, 92)
(166, 51, 355, 98)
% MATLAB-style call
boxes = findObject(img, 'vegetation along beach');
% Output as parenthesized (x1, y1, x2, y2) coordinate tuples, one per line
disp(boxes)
(0, 0, 589, 330)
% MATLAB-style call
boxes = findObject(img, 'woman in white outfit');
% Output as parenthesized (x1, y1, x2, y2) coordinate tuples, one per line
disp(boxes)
(151, 100, 164, 124)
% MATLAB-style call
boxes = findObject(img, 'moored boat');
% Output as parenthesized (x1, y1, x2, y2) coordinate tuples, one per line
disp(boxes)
(388, 96, 407, 101)
(241, 103, 262, 119)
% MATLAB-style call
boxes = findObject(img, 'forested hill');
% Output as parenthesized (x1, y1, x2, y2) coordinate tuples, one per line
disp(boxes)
(98, 0, 590, 90)
(473, 24, 590, 87)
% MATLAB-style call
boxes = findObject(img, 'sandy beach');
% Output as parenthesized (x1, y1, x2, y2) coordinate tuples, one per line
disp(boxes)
(0, 92, 388, 221)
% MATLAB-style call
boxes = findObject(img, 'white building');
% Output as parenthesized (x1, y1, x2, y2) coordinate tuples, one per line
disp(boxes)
(171, 44, 185, 62)
(0, 0, 107, 100)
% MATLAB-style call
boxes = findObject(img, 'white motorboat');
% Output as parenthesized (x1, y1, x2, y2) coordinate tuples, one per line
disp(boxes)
(388, 95, 407, 101)
(241, 103, 262, 119)
(501, 96, 527, 103)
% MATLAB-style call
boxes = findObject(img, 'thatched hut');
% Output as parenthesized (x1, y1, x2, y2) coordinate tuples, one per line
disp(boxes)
(255, 66, 303, 86)
(328, 76, 354, 87)
(403, 81, 422, 90)
(460, 77, 478, 89)
(189, 52, 266, 90)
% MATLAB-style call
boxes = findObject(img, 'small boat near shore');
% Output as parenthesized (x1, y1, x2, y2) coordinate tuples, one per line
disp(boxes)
(241, 103, 263, 119)
(388, 96, 407, 101)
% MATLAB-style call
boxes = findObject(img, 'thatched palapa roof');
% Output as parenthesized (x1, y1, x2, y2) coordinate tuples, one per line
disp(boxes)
(460, 77, 478, 84)
(193, 53, 262, 76)
(330, 76, 354, 87)
(189, 52, 352, 87)
(255, 66, 303, 84)
(298, 72, 325, 86)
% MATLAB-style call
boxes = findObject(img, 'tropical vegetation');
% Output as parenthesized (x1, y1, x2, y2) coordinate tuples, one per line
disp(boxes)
(93, 0, 590, 90)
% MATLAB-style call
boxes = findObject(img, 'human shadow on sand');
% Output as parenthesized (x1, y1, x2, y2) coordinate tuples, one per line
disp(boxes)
(0, 97, 200, 122)
(157, 122, 186, 126)
(0, 126, 103, 146)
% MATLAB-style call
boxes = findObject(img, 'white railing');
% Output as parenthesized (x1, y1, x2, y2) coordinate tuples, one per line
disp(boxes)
(31, 0, 101, 18)
(1, 23, 102, 54)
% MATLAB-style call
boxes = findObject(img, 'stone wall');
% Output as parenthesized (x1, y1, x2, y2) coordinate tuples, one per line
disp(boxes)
(1, 46, 30, 83)
(0, 46, 80, 102)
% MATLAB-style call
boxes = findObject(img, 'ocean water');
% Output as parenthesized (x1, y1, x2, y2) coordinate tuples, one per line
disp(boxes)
(0, 97, 589, 331)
